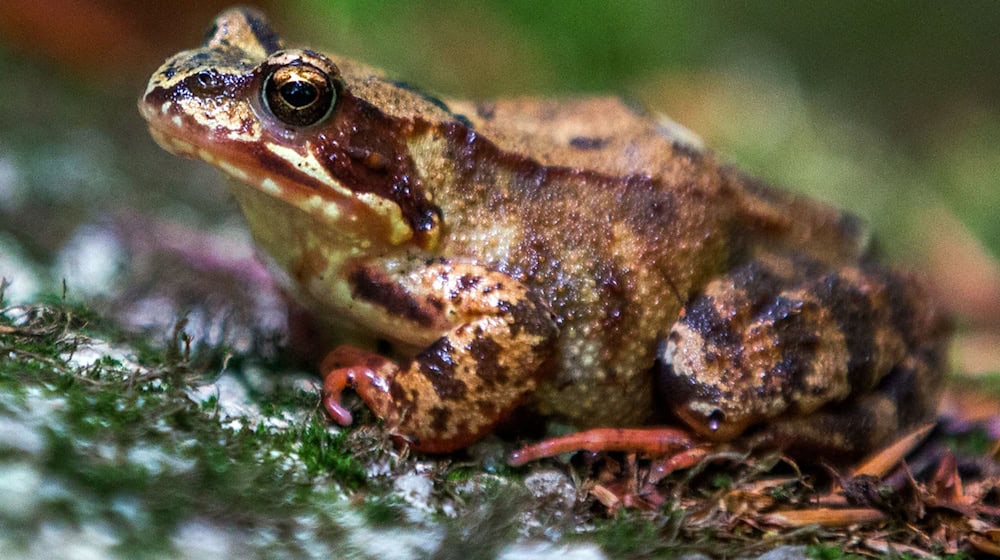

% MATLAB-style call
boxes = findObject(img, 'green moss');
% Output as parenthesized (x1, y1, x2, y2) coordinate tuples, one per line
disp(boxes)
(264, 417, 367, 486)
(256, 385, 318, 416)
(445, 466, 479, 483)
(590, 512, 673, 559)
(710, 473, 734, 489)
(434, 484, 524, 560)
(807, 545, 868, 560)
(0, 301, 372, 556)
(945, 426, 995, 457)
(361, 494, 406, 526)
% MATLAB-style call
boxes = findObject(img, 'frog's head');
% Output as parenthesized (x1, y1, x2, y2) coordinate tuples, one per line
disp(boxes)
(139, 7, 442, 251)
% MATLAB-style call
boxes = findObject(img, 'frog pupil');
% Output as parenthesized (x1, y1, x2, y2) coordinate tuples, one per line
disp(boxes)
(279, 80, 317, 108)
(262, 63, 336, 127)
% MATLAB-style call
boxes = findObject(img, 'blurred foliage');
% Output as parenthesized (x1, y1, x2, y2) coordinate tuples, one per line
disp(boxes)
(288, 0, 1000, 258)
(0, 1, 996, 257)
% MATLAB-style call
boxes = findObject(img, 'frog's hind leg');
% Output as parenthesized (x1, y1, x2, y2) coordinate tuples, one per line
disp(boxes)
(660, 251, 950, 458)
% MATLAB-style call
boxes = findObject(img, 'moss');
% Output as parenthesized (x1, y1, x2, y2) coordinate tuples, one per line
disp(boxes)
(590, 511, 674, 559)
(710, 473, 734, 490)
(360, 494, 407, 526)
(945, 426, 995, 457)
(265, 417, 367, 486)
(433, 484, 523, 560)
(807, 545, 868, 560)
(0, 300, 370, 556)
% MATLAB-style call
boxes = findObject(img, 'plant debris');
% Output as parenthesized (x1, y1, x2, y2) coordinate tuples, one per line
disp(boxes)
(2, 294, 998, 558)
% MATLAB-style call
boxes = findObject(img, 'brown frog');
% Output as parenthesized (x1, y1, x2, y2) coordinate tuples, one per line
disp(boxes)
(138, 8, 949, 463)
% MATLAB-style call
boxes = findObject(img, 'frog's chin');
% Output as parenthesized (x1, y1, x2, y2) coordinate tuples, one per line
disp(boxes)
(144, 124, 196, 159)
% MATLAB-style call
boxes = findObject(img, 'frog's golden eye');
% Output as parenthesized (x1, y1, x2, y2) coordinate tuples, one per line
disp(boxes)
(262, 63, 335, 127)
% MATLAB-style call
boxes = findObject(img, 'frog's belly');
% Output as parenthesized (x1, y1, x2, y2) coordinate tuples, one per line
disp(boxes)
(535, 370, 654, 428)
(534, 331, 658, 428)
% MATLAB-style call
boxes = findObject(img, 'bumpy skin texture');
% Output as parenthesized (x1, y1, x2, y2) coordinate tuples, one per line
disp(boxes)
(139, 8, 949, 457)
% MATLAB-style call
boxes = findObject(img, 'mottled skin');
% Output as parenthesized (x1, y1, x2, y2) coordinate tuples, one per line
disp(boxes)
(139, 8, 949, 459)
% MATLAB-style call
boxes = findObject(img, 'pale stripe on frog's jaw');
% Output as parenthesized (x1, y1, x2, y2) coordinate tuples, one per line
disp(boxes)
(263, 142, 352, 198)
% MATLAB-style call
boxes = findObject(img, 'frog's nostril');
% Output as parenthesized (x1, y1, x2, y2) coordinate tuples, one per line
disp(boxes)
(192, 70, 224, 94)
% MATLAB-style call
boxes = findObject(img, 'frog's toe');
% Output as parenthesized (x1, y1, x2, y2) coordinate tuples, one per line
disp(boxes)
(320, 345, 400, 427)
(321, 367, 357, 425)
(508, 427, 697, 466)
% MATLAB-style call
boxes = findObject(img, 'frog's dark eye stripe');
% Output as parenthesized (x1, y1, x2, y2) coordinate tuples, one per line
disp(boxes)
(262, 63, 336, 127)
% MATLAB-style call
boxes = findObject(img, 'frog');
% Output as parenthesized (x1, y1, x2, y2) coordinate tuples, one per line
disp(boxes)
(139, 7, 949, 463)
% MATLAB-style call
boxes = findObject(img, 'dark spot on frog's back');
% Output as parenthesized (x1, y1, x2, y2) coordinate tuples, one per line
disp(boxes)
(202, 23, 219, 45)
(668, 140, 703, 162)
(389, 80, 471, 127)
(835, 212, 868, 250)
(499, 297, 556, 340)
(569, 136, 608, 150)
(348, 267, 437, 327)
(878, 268, 924, 347)
(727, 260, 789, 305)
(476, 103, 496, 120)
(457, 274, 482, 292)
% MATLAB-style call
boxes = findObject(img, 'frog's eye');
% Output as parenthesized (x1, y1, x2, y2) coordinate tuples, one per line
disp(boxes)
(262, 63, 336, 127)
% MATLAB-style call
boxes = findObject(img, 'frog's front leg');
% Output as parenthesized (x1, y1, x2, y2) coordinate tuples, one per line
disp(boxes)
(322, 260, 558, 453)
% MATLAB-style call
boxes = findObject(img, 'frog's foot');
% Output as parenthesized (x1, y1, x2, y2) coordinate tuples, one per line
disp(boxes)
(508, 427, 701, 467)
(321, 345, 400, 427)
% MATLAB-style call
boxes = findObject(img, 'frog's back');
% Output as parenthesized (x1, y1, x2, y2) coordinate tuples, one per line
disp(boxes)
(447, 97, 705, 179)
(330, 53, 868, 268)
(447, 96, 867, 264)
(424, 95, 877, 427)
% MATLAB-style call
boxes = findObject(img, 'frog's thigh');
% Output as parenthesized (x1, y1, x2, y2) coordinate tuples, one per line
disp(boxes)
(660, 257, 943, 450)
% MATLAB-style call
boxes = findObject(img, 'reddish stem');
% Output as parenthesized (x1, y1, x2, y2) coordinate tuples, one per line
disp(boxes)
(508, 427, 696, 466)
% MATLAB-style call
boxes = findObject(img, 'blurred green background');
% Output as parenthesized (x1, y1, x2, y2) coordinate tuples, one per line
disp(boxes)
(0, 0, 998, 369)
